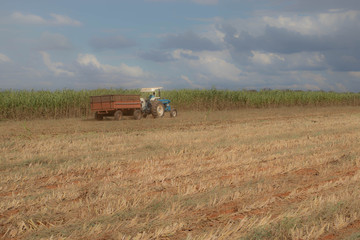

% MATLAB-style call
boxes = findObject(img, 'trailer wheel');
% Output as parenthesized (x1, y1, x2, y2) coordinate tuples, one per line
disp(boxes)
(95, 112, 103, 121)
(151, 101, 165, 118)
(170, 109, 177, 118)
(133, 110, 142, 120)
(114, 110, 123, 120)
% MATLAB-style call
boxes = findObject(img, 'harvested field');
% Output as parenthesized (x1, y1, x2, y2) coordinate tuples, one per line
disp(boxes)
(1, 107, 360, 239)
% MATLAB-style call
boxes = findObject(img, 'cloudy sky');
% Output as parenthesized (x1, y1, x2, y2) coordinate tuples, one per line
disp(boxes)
(1, 0, 360, 91)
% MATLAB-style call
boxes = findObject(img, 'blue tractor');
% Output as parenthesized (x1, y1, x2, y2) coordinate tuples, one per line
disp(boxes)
(140, 87, 177, 118)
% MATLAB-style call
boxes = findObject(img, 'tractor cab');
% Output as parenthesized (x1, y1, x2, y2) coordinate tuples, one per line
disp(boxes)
(141, 87, 162, 101)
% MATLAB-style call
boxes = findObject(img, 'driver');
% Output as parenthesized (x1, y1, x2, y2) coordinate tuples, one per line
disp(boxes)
(149, 91, 156, 100)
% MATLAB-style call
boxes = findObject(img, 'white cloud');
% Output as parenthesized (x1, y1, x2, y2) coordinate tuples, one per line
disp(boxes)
(249, 51, 326, 71)
(284, 52, 326, 70)
(172, 49, 242, 82)
(77, 54, 147, 78)
(199, 23, 226, 44)
(49, 13, 82, 26)
(304, 53, 326, 67)
(181, 75, 203, 88)
(250, 51, 284, 65)
(197, 54, 241, 81)
(11, 12, 46, 24)
(77, 54, 102, 69)
(40, 51, 74, 76)
(114, 64, 145, 78)
(0, 53, 11, 63)
(263, 10, 360, 35)
(285, 71, 330, 91)
(10, 12, 82, 26)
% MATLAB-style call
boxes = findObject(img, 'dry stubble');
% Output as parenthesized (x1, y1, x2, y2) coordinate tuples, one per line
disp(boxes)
(1, 107, 360, 239)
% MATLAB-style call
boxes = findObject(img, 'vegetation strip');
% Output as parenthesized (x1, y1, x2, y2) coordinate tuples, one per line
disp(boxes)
(1, 89, 360, 119)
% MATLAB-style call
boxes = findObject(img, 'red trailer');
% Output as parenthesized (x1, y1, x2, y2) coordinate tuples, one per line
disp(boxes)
(90, 95, 142, 120)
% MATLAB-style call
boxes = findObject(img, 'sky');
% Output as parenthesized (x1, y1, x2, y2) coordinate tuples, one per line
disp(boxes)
(1, 0, 360, 92)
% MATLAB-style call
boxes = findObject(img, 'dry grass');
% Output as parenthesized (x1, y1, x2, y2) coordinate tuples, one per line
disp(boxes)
(1, 107, 360, 239)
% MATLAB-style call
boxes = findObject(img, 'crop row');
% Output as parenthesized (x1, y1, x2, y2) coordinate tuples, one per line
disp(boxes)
(1, 89, 360, 119)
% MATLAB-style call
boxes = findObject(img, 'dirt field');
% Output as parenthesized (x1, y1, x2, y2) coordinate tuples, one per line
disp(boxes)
(1, 107, 360, 240)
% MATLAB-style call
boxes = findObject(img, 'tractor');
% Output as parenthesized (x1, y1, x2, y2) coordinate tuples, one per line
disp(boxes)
(140, 87, 177, 118)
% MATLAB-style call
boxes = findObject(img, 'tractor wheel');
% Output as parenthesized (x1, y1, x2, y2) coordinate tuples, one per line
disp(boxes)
(95, 112, 103, 121)
(170, 109, 177, 118)
(142, 113, 148, 118)
(114, 110, 123, 121)
(151, 101, 165, 118)
(133, 110, 142, 120)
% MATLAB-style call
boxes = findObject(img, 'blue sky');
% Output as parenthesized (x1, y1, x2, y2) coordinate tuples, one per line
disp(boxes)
(1, 0, 360, 91)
